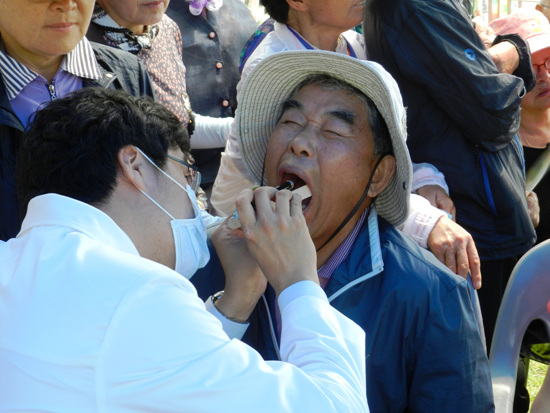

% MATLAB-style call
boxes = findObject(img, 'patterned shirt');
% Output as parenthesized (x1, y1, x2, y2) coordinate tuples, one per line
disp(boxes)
(90, 6, 192, 128)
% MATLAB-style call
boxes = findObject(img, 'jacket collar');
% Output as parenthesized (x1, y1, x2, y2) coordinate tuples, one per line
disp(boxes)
(325, 207, 384, 302)
(83, 43, 119, 89)
(19, 194, 139, 257)
(0, 37, 102, 100)
(0, 39, 110, 130)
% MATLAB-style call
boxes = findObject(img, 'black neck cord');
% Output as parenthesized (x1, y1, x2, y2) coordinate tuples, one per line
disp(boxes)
(316, 154, 387, 252)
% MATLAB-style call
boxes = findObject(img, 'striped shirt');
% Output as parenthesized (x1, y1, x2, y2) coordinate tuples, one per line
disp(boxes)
(318, 207, 369, 287)
(0, 37, 103, 127)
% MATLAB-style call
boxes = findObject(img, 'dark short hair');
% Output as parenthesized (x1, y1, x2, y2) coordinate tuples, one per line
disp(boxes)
(260, 0, 289, 23)
(16, 87, 190, 213)
(285, 74, 393, 157)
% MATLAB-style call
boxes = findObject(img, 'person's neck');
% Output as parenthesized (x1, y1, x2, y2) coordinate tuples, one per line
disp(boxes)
(127, 24, 148, 35)
(286, 13, 342, 52)
(520, 107, 550, 149)
(2, 38, 62, 83)
(314, 207, 366, 269)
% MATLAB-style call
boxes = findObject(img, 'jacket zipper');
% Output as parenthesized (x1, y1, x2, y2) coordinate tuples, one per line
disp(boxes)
(46, 72, 116, 102)
(47, 82, 57, 101)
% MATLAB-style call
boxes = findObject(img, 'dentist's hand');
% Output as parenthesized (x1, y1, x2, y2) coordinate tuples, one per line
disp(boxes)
(237, 186, 318, 296)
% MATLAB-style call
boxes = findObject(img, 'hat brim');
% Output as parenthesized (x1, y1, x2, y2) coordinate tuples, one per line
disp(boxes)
(236, 50, 412, 226)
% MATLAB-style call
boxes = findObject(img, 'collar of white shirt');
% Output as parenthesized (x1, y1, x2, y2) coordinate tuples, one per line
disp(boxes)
(19, 193, 138, 256)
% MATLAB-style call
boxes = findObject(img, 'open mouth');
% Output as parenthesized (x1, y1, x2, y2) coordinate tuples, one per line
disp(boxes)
(280, 172, 312, 212)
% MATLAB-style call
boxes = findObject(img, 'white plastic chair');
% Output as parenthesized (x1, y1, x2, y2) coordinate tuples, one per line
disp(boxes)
(490, 239, 550, 413)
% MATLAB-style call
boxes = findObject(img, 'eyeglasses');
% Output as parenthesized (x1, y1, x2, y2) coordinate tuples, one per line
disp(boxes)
(167, 154, 201, 192)
(532, 58, 550, 74)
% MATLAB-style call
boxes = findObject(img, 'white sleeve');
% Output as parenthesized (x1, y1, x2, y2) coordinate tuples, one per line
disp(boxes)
(210, 148, 257, 217)
(99, 276, 369, 412)
(411, 162, 449, 194)
(400, 193, 447, 249)
(190, 114, 233, 149)
(209, 53, 266, 216)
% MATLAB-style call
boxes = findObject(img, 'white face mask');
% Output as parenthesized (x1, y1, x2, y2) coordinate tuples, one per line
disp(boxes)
(135, 148, 210, 279)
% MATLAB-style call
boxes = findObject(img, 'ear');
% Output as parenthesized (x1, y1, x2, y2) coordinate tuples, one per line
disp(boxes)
(287, 0, 308, 12)
(117, 145, 147, 191)
(536, 4, 543, 12)
(367, 155, 396, 198)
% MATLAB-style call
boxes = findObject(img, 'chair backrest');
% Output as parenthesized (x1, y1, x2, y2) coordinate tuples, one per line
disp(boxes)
(490, 239, 550, 413)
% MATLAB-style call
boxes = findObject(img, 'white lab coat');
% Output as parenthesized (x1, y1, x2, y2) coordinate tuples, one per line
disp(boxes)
(0, 194, 368, 412)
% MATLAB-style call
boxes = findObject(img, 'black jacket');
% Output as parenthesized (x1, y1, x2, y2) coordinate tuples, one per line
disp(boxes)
(0, 42, 154, 241)
(364, 0, 536, 260)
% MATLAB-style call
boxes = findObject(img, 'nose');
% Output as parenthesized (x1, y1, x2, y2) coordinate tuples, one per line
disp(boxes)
(535, 65, 550, 82)
(537, 69, 550, 85)
(51, 0, 77, 11)
(288, 126, 316, 158)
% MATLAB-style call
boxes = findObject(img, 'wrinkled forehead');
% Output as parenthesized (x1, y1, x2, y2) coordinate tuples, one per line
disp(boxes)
(276, 77, 374, 128)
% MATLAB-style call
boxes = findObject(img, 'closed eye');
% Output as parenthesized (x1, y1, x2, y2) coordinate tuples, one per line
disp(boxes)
(277, 99, 305, 127)
(277, 110, 305, 129)
(321, 111, 357, 138)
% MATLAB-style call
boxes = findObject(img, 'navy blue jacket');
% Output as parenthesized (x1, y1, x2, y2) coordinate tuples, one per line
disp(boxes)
(0, 42, 154, 241)
(193, 211, 495, 412)
(363, 0, 536, 260)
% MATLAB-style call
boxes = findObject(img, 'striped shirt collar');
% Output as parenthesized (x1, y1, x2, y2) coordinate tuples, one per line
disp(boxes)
(0, 37, 103, 100)
(318, 206, 370, 280)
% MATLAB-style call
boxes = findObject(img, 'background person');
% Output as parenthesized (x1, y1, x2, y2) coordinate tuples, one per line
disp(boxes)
(86, 0, 192, 128)
(537, 0, 550, 22)
(0, 0, 154, 242)
(489, 10, 550, 410)
(166, 0, 258, 190)
(87, 0, 233, 209)
(363, 0, 537, 353)
(491, 9, 550, 245)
